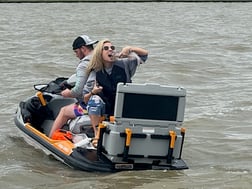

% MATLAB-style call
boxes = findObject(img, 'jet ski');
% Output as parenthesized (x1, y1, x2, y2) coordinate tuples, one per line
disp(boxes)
(14, 77, 188, 172)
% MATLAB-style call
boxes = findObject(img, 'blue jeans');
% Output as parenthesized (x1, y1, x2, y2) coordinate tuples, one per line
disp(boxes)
(87, 95, 105, 116)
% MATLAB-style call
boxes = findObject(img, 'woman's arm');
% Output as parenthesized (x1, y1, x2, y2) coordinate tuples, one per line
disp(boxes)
(83, 81, 103, 104)
(119, 46, 148, 57)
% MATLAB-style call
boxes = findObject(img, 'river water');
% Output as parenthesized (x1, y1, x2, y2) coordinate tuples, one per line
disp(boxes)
(0, 2, 251, 189)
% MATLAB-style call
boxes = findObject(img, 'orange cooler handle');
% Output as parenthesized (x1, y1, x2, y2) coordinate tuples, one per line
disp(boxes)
(125, 128, 132, 147)
(169, 131, 176, 149)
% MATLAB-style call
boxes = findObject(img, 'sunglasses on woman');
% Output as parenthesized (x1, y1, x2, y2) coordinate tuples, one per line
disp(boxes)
(103, 46, 115, 51)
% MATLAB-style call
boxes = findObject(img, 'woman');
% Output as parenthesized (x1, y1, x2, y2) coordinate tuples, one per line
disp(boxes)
(83, 39, 148, 137)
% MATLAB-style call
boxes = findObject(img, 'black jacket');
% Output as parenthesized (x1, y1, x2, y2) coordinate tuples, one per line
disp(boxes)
(96, 65, 127, 115)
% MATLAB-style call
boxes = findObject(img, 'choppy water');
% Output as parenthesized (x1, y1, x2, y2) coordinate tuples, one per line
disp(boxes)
(0, 2, 251, 189)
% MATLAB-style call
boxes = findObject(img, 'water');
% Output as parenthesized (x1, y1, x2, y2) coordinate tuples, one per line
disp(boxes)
(0, 2, 251, 189)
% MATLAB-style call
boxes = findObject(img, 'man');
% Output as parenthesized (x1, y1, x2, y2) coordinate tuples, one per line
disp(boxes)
(49, 35, 98, 138)
(61, 35, 98, 101)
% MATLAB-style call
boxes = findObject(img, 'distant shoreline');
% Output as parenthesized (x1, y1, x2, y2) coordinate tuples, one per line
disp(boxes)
(0, 0, 251, 3)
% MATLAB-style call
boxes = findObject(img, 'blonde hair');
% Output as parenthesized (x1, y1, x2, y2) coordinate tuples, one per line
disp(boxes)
(86, 39, 111, 74)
